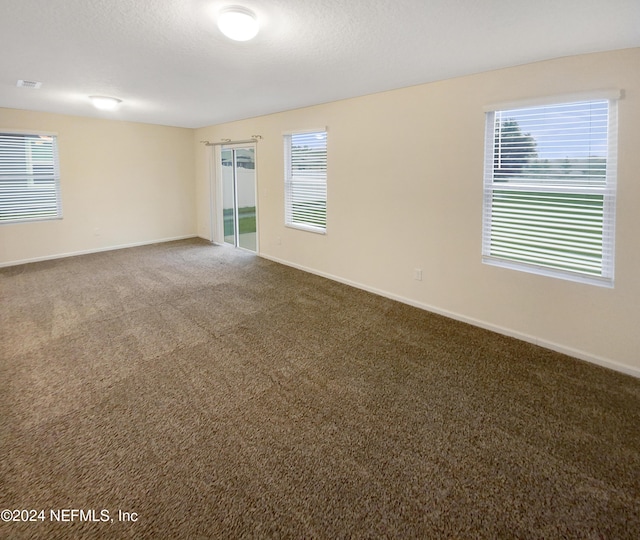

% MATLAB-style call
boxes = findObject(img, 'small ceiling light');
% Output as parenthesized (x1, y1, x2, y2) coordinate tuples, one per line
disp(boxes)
(217, 6, 259, 41)
(89, 96, 122, 111)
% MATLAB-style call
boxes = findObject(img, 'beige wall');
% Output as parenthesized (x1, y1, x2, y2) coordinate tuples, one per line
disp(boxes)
(0, 109, 196, 264)
(196, 48, 640, 375)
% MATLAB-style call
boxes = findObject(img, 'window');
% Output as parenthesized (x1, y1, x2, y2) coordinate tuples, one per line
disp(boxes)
(482, 96, 618, 286)
(0, 132, 62, 224)
(284, 130, 327, 233)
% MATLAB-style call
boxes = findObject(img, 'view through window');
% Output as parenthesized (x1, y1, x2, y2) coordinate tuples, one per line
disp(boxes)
(284, 130, 327, 233)
(482, 98, 617, 286)
(0, 132, 61, 224)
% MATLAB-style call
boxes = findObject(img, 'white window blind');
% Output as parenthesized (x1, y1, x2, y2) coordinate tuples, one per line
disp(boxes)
(0, 132, 62, 224)
(284, 130, 327, 233)
(482, 99, 617, 286)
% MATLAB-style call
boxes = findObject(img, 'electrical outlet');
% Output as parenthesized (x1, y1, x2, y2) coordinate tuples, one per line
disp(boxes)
(414, 268, 423, 281)
(276, 236, 281, 245)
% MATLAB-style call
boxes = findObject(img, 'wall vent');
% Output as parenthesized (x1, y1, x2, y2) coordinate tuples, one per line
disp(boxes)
(17, 80, 42, 89)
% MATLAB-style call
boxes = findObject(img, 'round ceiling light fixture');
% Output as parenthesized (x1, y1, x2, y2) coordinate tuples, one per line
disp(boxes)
(89, 96, 122, 111)
(217, 6, 259, 41)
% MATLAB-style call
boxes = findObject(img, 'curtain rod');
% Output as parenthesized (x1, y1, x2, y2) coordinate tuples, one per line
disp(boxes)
(200, 136, 262, 147)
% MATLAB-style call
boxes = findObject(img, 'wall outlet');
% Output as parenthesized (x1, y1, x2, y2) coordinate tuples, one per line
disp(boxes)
(276, 236, 281, 245)
(414, 268, 423, 281)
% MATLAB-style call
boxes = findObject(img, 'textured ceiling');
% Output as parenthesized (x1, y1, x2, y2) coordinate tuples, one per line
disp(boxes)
(1, 0, 639, 128)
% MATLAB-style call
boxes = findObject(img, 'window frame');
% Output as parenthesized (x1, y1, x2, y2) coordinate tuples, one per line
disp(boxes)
(0, 130, 62, 225)
(283, 128, 327, 234)
(482, 93, 619, 287)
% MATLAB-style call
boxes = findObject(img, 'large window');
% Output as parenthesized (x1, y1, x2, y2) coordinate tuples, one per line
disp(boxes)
(482, 96, 618, 286)
(284, 130, 327, 233)
(0, 132, 62, 224)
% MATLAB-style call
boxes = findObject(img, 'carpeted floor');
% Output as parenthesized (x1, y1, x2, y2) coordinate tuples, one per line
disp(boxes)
(1, 238, 639, 539)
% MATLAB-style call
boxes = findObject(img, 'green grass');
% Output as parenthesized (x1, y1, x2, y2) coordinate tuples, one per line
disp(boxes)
(490, 190, 605, 275)
(224, 206, 256, 238)
(291, 200, 326, 228)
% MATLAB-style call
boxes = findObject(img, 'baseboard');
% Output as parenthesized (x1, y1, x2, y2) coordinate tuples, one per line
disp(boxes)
(259, 253, 640, 379)
(0, 234, 198, 268)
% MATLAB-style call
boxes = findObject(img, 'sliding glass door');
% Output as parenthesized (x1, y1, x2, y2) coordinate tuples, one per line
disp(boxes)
(220, 146, 256, 252)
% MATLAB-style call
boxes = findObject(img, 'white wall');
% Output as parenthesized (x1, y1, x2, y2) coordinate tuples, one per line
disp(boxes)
(0, 109, 196, 264)
(196, 48, 640, 375)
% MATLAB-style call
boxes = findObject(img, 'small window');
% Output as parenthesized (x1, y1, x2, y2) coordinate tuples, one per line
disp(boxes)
(284, 130, 327, 233)
(0, 132, 62, 224)
(482, 98, 618, 287)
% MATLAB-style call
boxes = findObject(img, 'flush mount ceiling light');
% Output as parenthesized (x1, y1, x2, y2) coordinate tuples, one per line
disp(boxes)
(217, 6, 259, 41)
(89, 96, 122, 111)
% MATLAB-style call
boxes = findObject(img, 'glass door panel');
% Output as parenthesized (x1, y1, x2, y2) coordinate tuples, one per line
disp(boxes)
(235, 148, 256, 251)
(219, 146, 257, 252)
(221, 149, 236, 245)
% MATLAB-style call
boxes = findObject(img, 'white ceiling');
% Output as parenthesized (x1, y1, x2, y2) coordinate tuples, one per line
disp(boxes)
(1, 0, 639, 129)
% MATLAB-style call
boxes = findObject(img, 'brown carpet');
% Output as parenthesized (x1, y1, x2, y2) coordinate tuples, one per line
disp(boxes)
(1, 238, 639, 539)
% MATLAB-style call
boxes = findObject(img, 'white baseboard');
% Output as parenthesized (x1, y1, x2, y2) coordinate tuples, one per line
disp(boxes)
(259, 253, 640, 379)
(0, 234, 198, 268)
